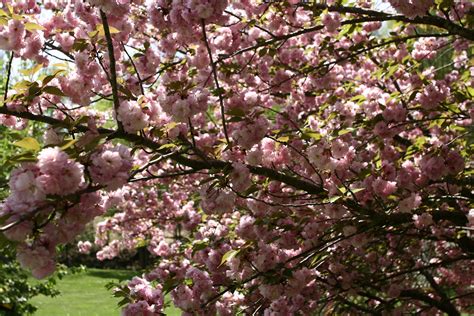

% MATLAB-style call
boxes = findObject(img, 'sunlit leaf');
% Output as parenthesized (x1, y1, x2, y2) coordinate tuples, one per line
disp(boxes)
(24, 22, 45, 31)
(19, 63, 43, 76)
(219, 249, 240, 267)
(13, 137, 40, 151)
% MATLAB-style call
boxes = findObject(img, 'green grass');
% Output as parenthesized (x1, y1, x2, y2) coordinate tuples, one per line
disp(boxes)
(30, 268, 180, 316)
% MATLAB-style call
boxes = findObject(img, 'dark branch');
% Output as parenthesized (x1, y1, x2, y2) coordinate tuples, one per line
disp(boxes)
(100, 9, 124, 131)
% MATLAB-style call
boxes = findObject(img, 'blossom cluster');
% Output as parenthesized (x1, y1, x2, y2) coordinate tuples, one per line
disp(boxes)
(89, 144, 133, 190)
(387, 0, 434, 18)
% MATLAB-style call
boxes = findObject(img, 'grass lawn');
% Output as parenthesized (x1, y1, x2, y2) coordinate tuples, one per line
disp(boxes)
(30, 268, 180, 316)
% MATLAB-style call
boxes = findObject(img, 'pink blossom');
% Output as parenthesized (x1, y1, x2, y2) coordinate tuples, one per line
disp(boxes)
(0, 19, 25, 51)
(77, 241, 93, 254)
(413, 213, 433, 228)
(8, 164, 44, 203)
(230, 162, 251, 192)
(200, 185, 236, 214)
(388, 0, 434, 18)
(419, 156, 447, 180)
(89, 145, 133, 190)
(121, 300, 157, 316)
(468, 210, 474, 227)
(445, 150, 464, 175)
(3, 218, 34, 242)
(17, 244, 56, 279)
(321, 13, 341, 33)
(372, 177, 397, 197)
(117, 100, 149, 133)
(232, 116, 269, 149)
(36, 147, 84, 196)
(417, 81, 449, 110)
(398, 193, 422, 213)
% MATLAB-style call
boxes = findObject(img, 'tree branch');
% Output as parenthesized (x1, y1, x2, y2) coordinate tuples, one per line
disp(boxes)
(122, 42, 145, 95)
(100, 9, 124, 131)
(400, 289, 460, 316)
(201, 19, 231, 146)
(3, 52, 14, 103)
(305, 3, 474, 41)
(0, 106, 326, 196)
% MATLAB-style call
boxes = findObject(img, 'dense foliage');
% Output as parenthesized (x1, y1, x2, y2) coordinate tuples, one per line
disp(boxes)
(0, 69, 59, 316)
(0, 0, 473, 315)
(0, 246, 59, 316)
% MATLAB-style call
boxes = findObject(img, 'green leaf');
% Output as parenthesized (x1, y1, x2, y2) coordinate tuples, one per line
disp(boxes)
(276, 136, 289, 143)
(219, 249, 240, 267)
(24, 22, 45, 31)
(118, 84, 135, 99)
(385, 65, 398, 79)
(324, 195, 341, 203)
(60, 139, 78, 150)
(0, 17, 8, 26)
(436, 0, 454, 9)
(42, 70, 66, 87)
(135, 238, 147, 248)
(72, 115, 90, 127)
(303, 131, 322, 141)
(72, 39, 89, 51)
(158, 143, 177, 150)
(162, 277, 180, 294)
(19, 63, 43, 76)
(26, 82, 42, 99)
(87, 30, 99, 38)
(43, 86, 66, 97)
(108, 26, 120, 34)
(211, 87, 225, 96)
(6, 151, 37, 165)
(95, 24, 120, 37)
(13, 137, 40, 151)
(226, 108, 246, 117)
(326, 112, 337, 121)
(164, 122, 178, 131)
(244, 184, 259, 196)
(339, 23, 357, 38)
(192, 240, 208, 254)
(117, 297, 129, 308)
(228, 116, 244, 122)
(337, 128, 354, 136)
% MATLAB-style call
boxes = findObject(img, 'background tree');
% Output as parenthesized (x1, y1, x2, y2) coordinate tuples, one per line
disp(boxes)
(0, 0, 473, 314)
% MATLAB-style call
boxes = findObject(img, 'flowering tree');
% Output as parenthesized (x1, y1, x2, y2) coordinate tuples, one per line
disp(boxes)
(0, 0, 473, 314)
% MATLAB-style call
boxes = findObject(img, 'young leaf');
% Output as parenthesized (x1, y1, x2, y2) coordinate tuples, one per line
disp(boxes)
(13, 137, 41, 151)
(24, 22, 45, 31)
(43, 86, 66, 97)
(60, 139, 78, 150)
(219, 249, 240, 267)
(19, 63, 43, 76)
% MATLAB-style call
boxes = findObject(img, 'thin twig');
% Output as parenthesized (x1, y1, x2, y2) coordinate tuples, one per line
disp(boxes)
(3, 52, 14, 103)
(201, 19, 231, 147)
(122, 42, 145, 95)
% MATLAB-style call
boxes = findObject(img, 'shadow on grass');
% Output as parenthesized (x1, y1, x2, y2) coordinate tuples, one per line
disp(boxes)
(85, 269, 139, 282)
